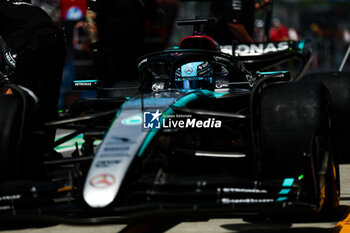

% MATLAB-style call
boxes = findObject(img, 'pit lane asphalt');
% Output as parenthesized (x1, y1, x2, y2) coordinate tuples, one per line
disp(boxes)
(1, 165, 350, 233)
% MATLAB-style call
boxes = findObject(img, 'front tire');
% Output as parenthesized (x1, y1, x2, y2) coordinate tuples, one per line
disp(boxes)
(257, 80, 339, 211)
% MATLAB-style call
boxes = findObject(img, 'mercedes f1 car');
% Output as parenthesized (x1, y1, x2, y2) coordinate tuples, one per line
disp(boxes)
(0, 18, 349, 223)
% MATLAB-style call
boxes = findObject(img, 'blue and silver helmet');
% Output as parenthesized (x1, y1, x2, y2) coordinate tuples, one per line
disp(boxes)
(175, 61, 213, 89)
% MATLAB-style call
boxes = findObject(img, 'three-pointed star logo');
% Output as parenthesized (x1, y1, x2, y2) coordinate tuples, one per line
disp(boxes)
(185, 67, 193, 75)
(89, 174, 115, 188)
(150, 109, 162, 122)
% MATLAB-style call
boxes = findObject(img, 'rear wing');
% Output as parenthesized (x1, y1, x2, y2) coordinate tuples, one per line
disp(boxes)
(220, 41, 312, 80)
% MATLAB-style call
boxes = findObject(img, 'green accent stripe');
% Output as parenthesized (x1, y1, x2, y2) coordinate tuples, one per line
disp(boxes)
(258, 71, 288, 75)
(282, 178, 294, 187)
(54, 134, 84, 151)
(279, 189, 291, 195)
(298, 40, 305, 50)
(276, 197, 288, 202)
(201, 89, 228, 98)
(73, 80, 99, 83)
(54, 133, 102, 152)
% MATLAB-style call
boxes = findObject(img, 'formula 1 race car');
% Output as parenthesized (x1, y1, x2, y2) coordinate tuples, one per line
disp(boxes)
(0, 18, 349, 223)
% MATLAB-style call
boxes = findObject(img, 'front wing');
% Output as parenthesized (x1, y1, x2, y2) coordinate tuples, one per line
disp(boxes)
(0, 174, 321, 224)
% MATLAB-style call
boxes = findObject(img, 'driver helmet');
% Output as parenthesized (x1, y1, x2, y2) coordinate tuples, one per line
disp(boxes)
(175, 61, 214, 89)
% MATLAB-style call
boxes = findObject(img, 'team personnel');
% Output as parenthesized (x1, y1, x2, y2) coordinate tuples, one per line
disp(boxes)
(0, 0, 66, 121)
(204, 0, 271, 44)
(86, 0, 163, 94)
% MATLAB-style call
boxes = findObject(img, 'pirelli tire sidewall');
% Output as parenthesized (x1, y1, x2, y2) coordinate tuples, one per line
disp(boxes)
(258, 81, 337, 200)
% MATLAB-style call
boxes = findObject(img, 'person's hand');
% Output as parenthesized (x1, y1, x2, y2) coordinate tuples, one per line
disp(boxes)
(227, 22, 254, 43)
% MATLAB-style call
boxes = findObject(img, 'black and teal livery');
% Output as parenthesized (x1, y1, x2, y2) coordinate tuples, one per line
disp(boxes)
(0, 18, 347, 223)
(78, 47, 339, 218)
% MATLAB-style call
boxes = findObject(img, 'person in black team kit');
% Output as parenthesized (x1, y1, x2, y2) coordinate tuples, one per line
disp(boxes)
(204, 0, 271, 44)
(86, 0, 163, 96)
(0, 0, 66, 172)
(0, 0, 66, 122)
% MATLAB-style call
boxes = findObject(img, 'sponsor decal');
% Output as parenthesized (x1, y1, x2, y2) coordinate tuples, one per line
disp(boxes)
(104, 146, 130, 152)
(185, 66, 193, 75)
(215, 80, 229, 89)
(89, 174, 115, 189)
(218, 188, 267, 193)
(221, 198, 274, 204)
(220, 45, 233, 55)
(235, 42, 289, 56)
(152, 82, 165, 91)
(12, 2, 32, 6)
(100, 153, 129, 158)
(121, 114, 142, 125)
(232, 0, 242, 10)
(4, 51, 16, 68)
(0, 194, 21, 202)
(95, 160, 120, 168)
(245, 74, 257, 87)
(74, 82, 92, 86)
(0, 206, 11, 211)
(110, 137, 135, 143)
(214, 56, 230, 64)
(106, 137, 136, 145)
